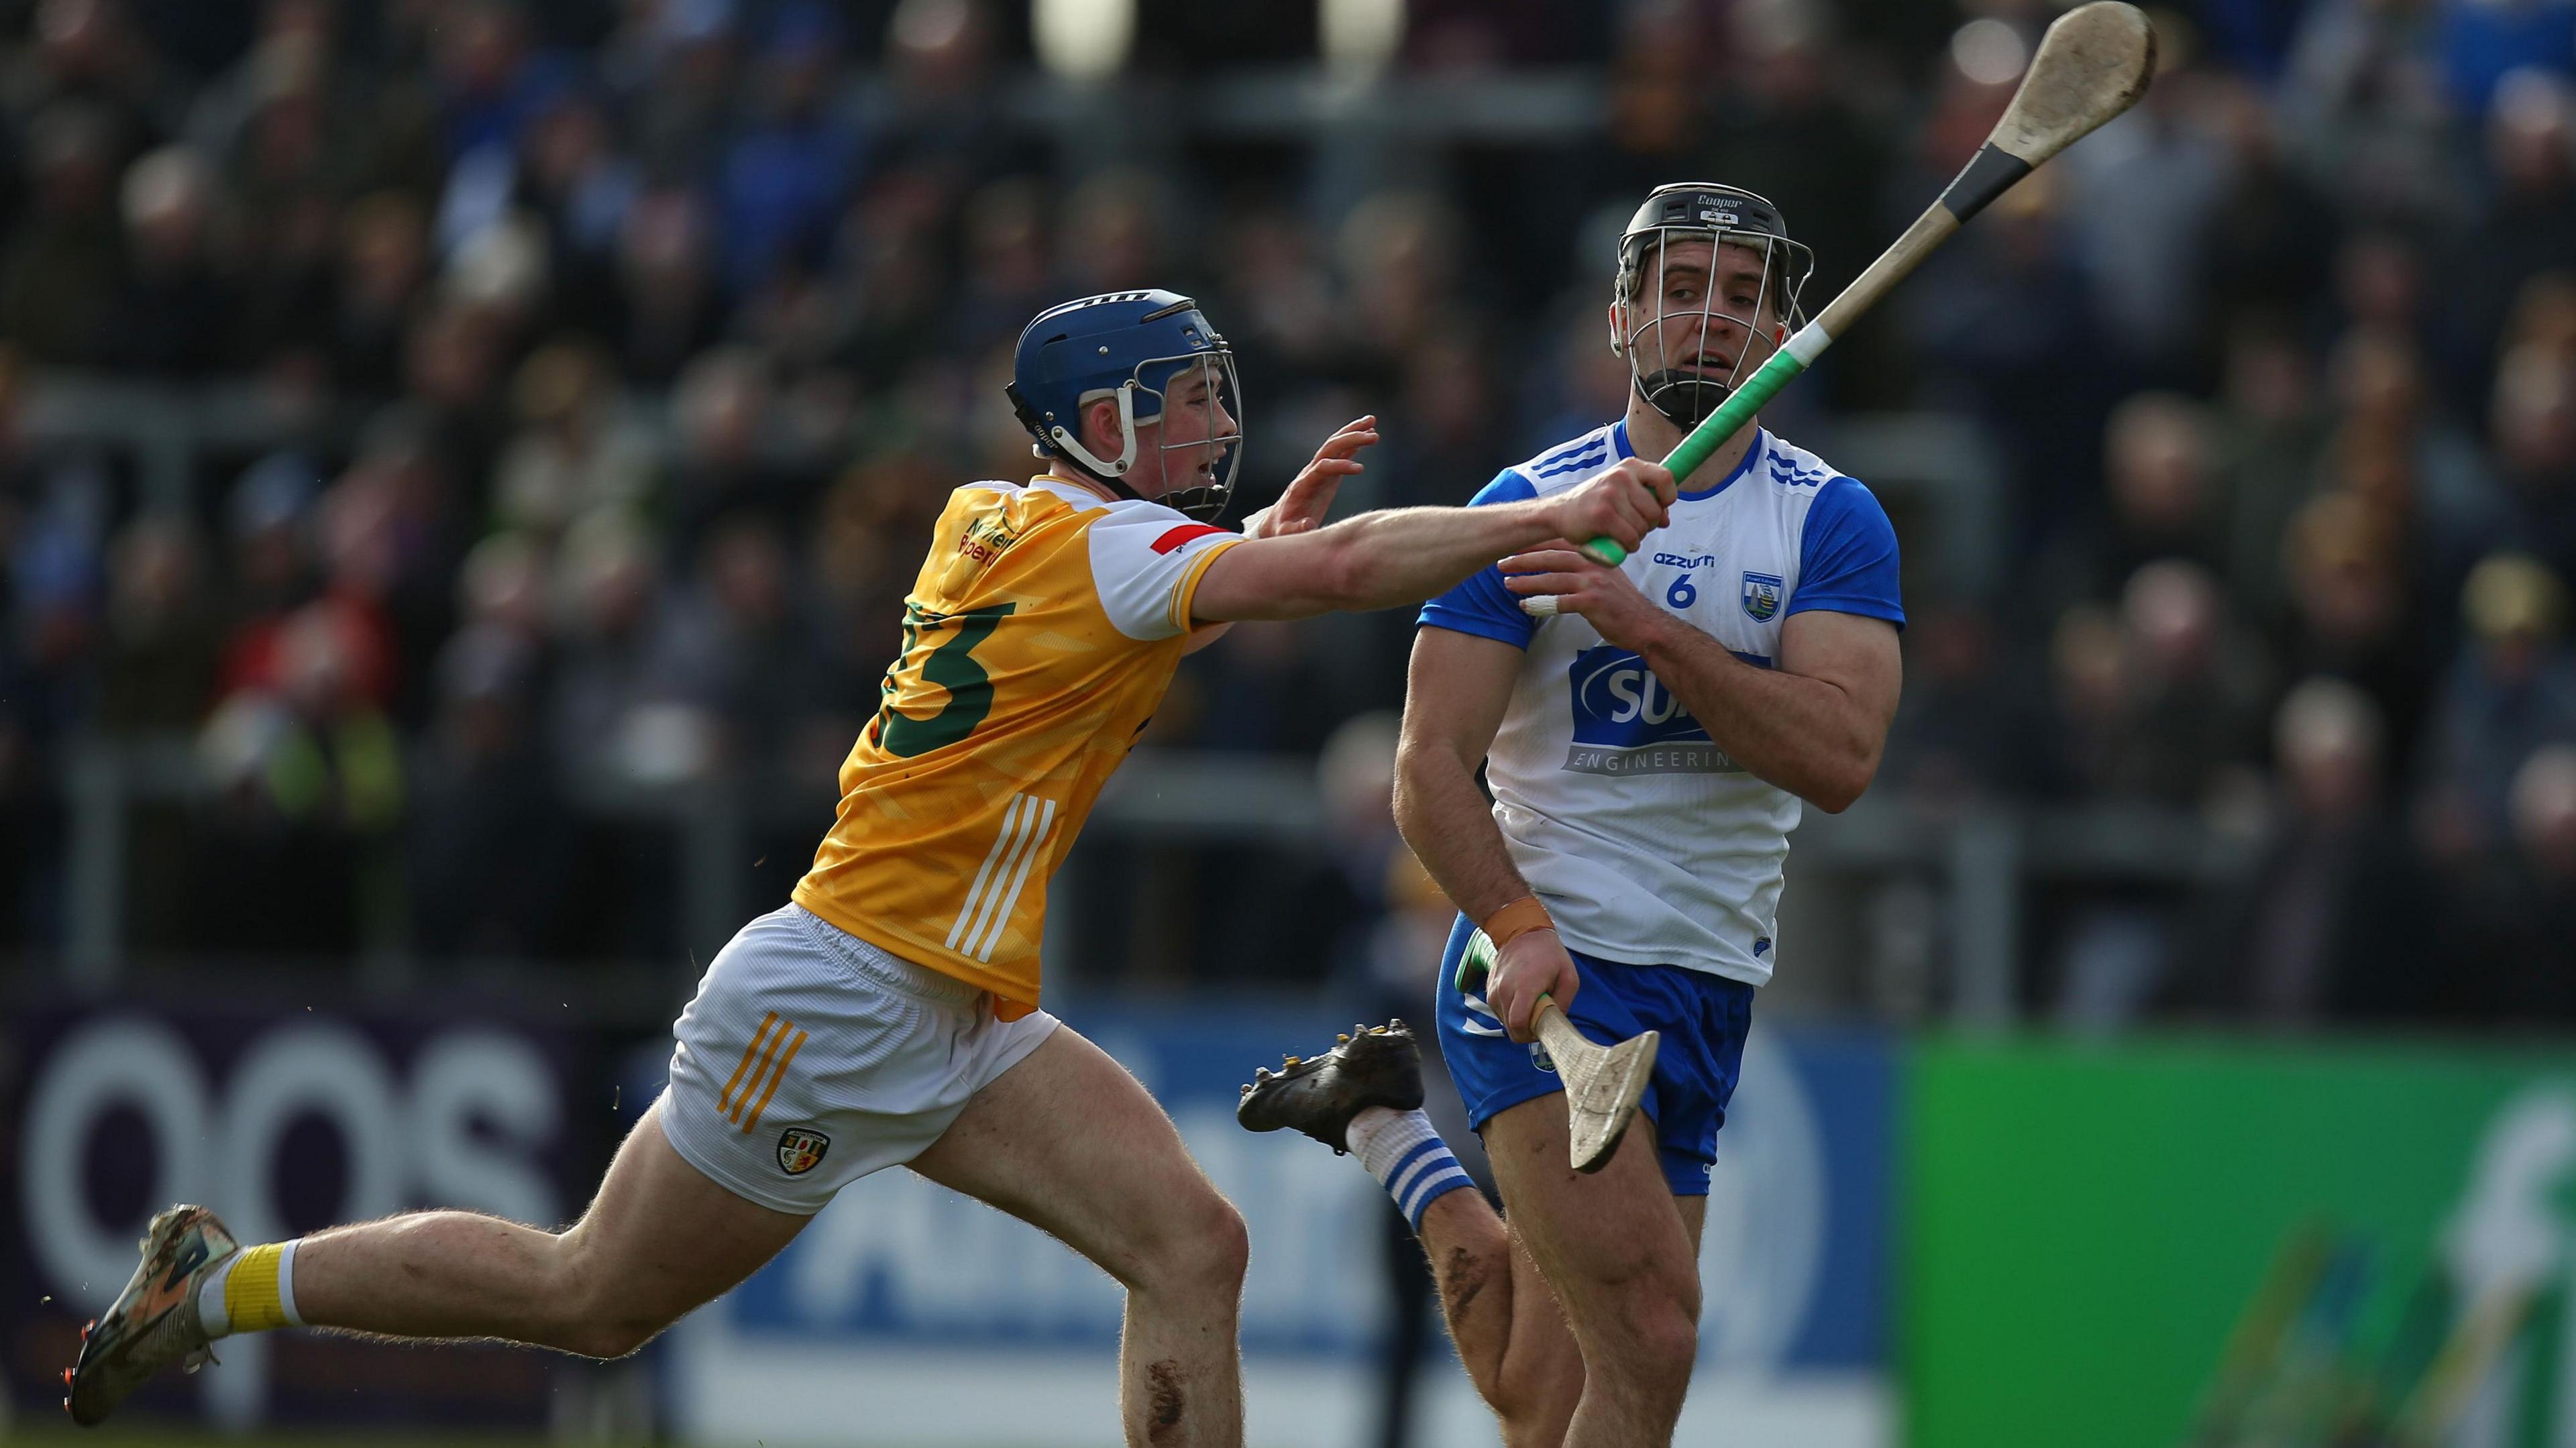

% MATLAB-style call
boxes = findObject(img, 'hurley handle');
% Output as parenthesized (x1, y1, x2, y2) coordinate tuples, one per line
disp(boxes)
(1453, 936, 1572, 1048)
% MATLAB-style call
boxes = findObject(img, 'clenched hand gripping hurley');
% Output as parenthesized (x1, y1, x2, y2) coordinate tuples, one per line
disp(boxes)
(1572, 1, 2157, 569)
(1457, 930, 1659, 1173)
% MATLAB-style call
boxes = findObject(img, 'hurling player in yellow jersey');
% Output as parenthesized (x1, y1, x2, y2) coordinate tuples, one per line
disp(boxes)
(68, 291, 1676, 1445)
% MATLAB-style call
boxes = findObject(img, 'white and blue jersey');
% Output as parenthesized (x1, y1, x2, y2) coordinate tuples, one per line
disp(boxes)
(1419, 419, 1905, 989)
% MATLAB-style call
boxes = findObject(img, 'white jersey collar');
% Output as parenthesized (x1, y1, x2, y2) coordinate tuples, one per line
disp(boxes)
(1674, 427, 1768, 502)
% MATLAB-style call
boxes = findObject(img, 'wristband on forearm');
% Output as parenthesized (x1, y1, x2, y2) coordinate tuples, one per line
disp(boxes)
(1482, 895, 1556, 950)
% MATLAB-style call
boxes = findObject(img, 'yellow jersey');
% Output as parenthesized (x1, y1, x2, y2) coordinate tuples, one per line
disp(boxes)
(792, 476, 1241, 1016)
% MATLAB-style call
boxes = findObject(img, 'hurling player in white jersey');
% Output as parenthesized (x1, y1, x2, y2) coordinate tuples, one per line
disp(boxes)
(1240, 183, 1903, 1446)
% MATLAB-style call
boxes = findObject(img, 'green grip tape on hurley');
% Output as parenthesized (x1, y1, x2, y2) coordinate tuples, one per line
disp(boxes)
(1580, 344, 1814, 567)
(1455, 932, 1562, 1032)
(1455, 929, 1498, 993)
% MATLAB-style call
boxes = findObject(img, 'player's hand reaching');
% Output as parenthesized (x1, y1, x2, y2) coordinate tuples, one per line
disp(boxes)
(1242, 415, 1378, 539)
(1542, 459, 1674, 555)
(1500, 546, 1674, 653)
(1488, 928, 1582, 1044)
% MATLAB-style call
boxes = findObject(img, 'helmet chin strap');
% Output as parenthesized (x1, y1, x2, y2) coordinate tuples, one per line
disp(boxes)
(1633, 321, 1786, 431)
(1635, 370, 1733, 430)
(1032, 437, 1145, 501)
(1045, 414, 1228, 518)
(1032, 384, 1169, 505)
(1049, 383, 1148, 482)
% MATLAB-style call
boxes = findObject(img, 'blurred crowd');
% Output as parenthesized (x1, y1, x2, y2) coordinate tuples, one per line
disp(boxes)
(0, 0, 2569, 1027)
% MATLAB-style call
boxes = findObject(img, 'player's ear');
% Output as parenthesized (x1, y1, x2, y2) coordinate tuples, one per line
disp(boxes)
(1086, 396, 1125, 455)
(1606, 299, 1625, 356)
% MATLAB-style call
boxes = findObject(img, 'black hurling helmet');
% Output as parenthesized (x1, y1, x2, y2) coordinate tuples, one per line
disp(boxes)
(1611, 182, 1816, 430)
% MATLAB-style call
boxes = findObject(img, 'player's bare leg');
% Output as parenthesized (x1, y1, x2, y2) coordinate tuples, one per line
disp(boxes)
(292, 1100, 806, 1353)
(1410, 1184, 1582, 1447)
(1231, 1038, 1660, 1447)
(64, 1100, 806, 1423)
(1400, 1109, 1703, 1448)
(910, 1024, 1248, 1448)
(1477, 1091, 1705, 1447)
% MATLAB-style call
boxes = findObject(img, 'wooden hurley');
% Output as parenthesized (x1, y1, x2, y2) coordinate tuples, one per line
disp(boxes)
(1578, 1, 2158, 566)
(1456, 931, 1660, 1174)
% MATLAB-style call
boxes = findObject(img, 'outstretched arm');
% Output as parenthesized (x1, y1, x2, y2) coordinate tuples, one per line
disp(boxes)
(1189, 415, 1381, 653)
(1190, 460, 1677, 624)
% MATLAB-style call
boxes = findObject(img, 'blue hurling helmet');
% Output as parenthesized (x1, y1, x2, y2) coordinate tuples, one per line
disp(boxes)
(1005, 290, 1244, 522)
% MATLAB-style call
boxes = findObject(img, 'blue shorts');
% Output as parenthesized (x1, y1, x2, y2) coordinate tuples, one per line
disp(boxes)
(1434, 913, 1754, 1196)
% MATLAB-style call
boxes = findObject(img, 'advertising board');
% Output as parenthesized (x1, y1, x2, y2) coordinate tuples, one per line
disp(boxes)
(1906, 1036, 2576, 1448)
(3, 993, 1895, 1444)
(3, 998, 612, 1431)
(664, 1005, 1894, 1447)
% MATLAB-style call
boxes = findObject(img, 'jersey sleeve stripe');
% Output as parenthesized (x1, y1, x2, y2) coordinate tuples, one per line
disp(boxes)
(1531, 444, 1609, 478)
(971, 795, 1059, 962)
(1167, 536, 1242, 634)
(1150, 522, 1228, 555)
(947, 794, 1034, 952)
(1532, 430, 1611, 475)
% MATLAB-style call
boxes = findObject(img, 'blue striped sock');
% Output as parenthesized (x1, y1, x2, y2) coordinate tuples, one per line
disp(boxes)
(1348, 1107, 1476, 1231)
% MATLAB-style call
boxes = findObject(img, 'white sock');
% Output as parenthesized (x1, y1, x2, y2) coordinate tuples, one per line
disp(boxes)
(276, 1238, 303, 1325)
(195, 1260, 231, 1337)
(1347, 1107, 1476, 1230)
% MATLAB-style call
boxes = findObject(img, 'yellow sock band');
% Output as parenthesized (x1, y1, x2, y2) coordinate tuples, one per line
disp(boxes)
(222, 1242, 299, 1333)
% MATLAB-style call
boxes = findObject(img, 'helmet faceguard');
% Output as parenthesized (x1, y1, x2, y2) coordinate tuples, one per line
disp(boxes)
(1611, 184, 1816, 431)
(1053, 347, 1244, 522)
(1006, 291, 1244, 522)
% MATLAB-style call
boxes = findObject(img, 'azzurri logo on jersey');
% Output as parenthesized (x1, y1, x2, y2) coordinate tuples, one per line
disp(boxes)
(1564, 646, 1741, 775)
(1741, 571, 1783, 622)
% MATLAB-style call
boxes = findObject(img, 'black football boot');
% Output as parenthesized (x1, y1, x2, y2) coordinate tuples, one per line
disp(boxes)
(1236, 1019, 1425, 1153)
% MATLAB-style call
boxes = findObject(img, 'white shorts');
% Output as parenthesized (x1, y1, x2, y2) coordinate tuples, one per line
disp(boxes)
(661, 903, 1060, 1214)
